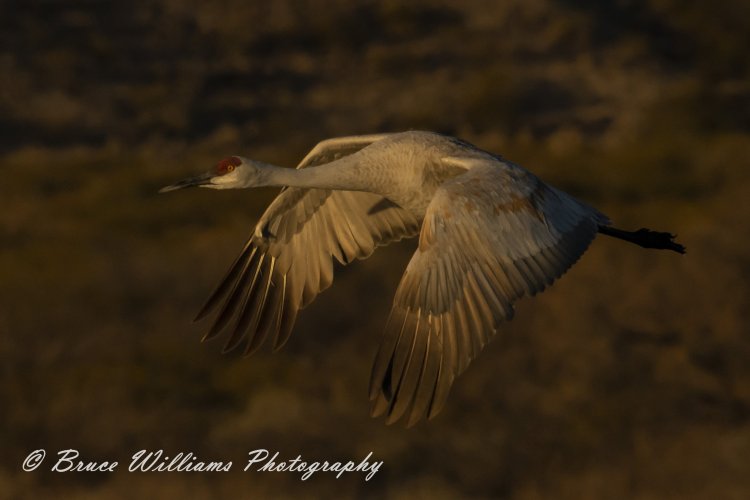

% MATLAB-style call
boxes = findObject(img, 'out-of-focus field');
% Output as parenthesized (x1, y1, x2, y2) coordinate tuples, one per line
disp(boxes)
(1, 0, 749, 498)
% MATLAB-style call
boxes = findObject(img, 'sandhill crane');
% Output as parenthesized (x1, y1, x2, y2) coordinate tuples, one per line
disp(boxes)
(161, 131, 685, 427)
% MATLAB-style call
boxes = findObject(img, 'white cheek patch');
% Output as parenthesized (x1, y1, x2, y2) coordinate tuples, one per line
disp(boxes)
(205, 170, 240, 189)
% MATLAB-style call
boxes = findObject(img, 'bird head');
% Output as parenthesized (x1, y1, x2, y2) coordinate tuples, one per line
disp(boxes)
(159, 156, 262, 193)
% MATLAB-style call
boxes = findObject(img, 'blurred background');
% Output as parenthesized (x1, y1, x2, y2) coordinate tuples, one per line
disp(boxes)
(2, 0, 749, 498)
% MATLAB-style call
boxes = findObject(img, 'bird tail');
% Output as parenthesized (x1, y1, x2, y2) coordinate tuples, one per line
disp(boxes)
(598, 225, 686, 254)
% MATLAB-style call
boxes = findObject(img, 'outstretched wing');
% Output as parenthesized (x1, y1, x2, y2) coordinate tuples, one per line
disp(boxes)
(196, 134, 421, 354)
(369, 158, 609, 426)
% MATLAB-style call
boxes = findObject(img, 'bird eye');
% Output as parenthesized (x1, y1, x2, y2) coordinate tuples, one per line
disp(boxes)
(216, 156, 241, 175)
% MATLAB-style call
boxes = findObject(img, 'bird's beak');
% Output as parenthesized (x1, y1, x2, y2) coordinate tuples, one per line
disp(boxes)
(159, 172, 214, 193)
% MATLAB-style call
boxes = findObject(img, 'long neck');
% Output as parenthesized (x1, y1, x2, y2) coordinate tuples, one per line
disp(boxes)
(257, 156, 379, 192)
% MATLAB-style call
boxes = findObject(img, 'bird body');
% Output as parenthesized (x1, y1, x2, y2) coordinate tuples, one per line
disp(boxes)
(161, 130, 684, 426)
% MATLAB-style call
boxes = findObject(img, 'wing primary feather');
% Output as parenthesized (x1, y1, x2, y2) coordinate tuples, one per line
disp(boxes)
(453, 301, 473, 372)
(510, 256, 537, 296)
(275, 274, 300, 350)
(220, 253, 266, 352)
(370, 391, 390, 418)
(202, 247, 259, 341)
(428, 350, 453, 420)
(441, 312, 459, 377)
(407, 315, 442, 427)
(461, 278, 487, 352)
(270, 275, 289, 351)
(474, 263, 510, 321)
(244, 257, 277, 355)
(254, 280, 283, 350)
(194, 242, 255, 322)
(465, 270, 495, 345)
(300, 227, 320, 307)
(387, 308, 421, 401)
(436, 252, 450, 313)
(386, 309, 425, 424)
(369, 307, 407, 400)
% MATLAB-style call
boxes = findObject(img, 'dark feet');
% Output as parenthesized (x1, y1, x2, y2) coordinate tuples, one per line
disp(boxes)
(598, 226, 686, 254)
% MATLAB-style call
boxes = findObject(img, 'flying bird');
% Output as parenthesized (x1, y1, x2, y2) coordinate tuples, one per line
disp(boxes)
(160, 131, 685, 426)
